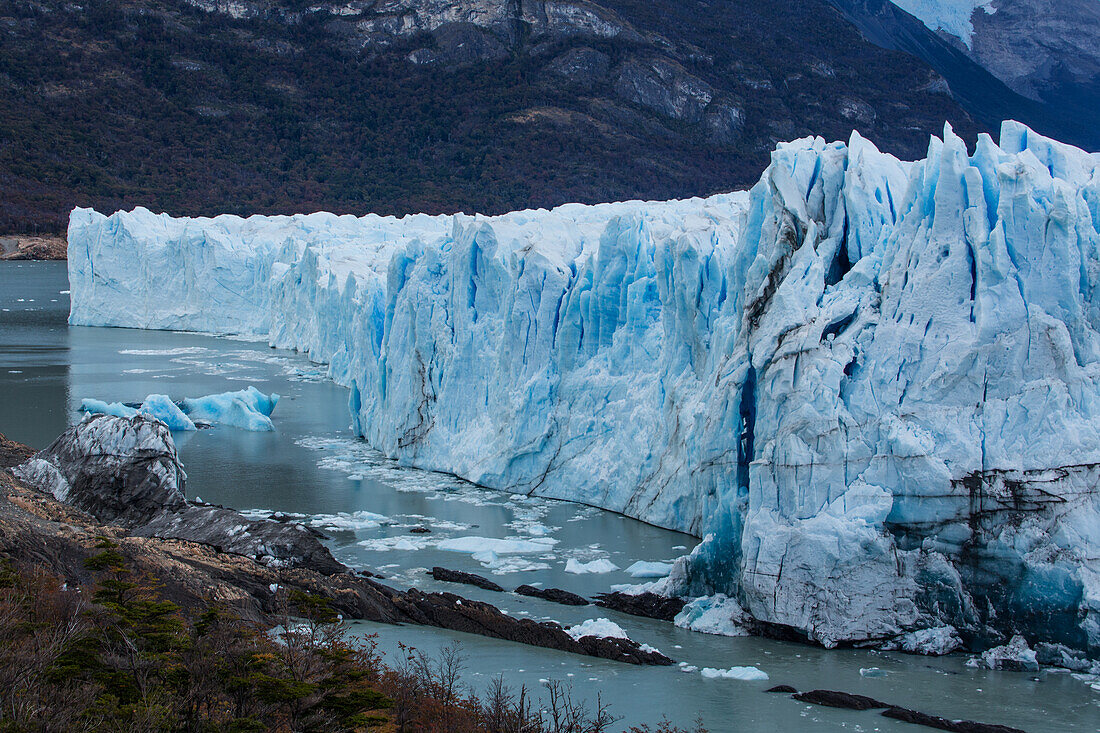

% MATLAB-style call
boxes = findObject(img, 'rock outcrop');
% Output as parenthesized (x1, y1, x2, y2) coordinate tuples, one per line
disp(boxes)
(14, 414, 343, 574)
(4, 416, 671, 666)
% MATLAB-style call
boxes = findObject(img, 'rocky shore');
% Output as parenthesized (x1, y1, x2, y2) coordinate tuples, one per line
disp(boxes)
(0, 416, 672, 667)
(0, 235, 66, 260)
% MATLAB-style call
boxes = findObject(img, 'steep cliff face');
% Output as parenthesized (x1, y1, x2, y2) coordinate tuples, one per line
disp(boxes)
(67, 122, 1100, 656)
(830, 0, 1100, 150)
(888, 0, 1100, 104)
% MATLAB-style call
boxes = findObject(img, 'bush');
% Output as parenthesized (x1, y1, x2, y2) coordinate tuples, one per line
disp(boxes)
(0, 554, 705, 732)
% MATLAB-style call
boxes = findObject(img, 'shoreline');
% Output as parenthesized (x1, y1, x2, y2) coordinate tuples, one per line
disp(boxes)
(0, 235, 66, 261)
(0, 422, 672, 668)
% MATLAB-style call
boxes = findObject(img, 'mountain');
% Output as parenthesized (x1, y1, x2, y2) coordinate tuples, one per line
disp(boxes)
(831, 0, 1100, 150)
(0, 0, 983, 233)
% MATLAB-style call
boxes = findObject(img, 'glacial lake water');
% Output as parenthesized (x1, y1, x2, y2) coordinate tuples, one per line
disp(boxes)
(1, 261, 1096, 732)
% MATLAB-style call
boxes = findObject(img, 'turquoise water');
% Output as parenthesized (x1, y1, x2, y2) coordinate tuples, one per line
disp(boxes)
(1, 261, 1095, 732)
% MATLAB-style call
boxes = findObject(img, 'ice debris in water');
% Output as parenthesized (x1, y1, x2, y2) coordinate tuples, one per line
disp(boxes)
(699, 666, 769, 681)
(626, 560, 673, 578)
(307, 511, 390, 531)
(859, 667, 888, 678)
(66, 121, 1100, 656)
(81, 386, 278, 432)
(180, 386, 279, 431)
(883, 626, 963, 656)
(81, 395, 196, 431)
(434, 536, 558, 574)
(437, 536, 558, 555)
(473, 552, 552, 574)
(968, 635, 1040, 672)
(674, 594, 750, 637)
(566, 618, 630, 641)
(564, 558, 620, 574)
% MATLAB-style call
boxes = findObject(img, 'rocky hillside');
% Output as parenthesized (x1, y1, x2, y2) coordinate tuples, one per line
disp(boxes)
(0, 0, 983, 233)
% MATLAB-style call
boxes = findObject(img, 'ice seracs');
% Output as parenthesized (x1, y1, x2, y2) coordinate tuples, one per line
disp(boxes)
(67, 121, 1100, 660)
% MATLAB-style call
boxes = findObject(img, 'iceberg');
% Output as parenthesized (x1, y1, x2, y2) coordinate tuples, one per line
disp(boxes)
(564, 558, 620, 574)
(180, 386, 280, 431)
(566, 618, 631, 641)
(81, 387, 279, 432)
(67, 121, 1100, 659)
(699, 666, 769, 681)
(626, 560, 674, 578)
(81, 395, 196, 431)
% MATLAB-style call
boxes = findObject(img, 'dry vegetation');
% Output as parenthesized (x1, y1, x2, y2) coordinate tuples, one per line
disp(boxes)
(0, 549, 705, 732)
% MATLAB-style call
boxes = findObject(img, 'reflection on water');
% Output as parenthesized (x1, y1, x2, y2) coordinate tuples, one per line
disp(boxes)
(0, 262, 1096, 732)
(0, 261, 70, 447)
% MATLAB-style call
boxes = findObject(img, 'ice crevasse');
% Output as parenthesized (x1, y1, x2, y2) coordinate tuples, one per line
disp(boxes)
(67, 121, 1100, 658)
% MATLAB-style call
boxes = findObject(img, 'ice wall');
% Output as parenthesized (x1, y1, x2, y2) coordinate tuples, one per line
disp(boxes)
(68, 122, 1100, 656)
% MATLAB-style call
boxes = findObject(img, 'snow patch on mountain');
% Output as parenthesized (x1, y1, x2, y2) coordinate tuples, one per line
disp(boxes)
(889, 0, 995, 48)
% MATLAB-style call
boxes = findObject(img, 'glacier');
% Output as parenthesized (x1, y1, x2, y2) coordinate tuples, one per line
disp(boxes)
(67, 121, 1100, 658)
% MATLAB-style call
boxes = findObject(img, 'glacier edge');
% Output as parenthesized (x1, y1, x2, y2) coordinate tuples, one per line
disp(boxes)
(68, 121, 1100, 657)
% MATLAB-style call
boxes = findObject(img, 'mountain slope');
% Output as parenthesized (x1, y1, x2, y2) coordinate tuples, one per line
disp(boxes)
(847, 0, 1100, 150)
(0, 0, 980, 232)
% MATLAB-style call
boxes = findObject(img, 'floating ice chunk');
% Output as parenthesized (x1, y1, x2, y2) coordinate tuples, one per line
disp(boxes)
(80, 398, 138, 419)
(308, 510, 389, 531)
(566, 618, 630, 641)
(81, 387, 277, 432)
(81, 395, 196, 431)
(700, 666, 769, 681)
(437, 536, 558, 554)
(180, 386, 279, 431)
(859, 667, 887, 678)
(626, 561, 673, 578)
(674, 594, 750, 637)
(608, 582, 658, 595)
(972, 635, 1039, 672)
(474, 551, 552, 573)
(137, 394, 197, 431)
(564, 558, 620, 574)
(358, 536, 431, 552)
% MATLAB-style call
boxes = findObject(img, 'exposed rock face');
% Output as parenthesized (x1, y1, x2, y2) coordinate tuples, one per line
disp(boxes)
(390, 588, 673, 665)
(14, 414, 188, 521)
(793, 690, 888, 710)
(0, 236, 67, 260)
(594, 592, 686, 621)
(0, 433, 35, 469)
(829, 0, 1100, 150)
(13, 414, 344, 573)
(515, 584, 589, 606)
(544, 46, 611, 88)
(613, 57, 712, 123)
(429, 566, 505, 592)
(789, 689, 1027, 733)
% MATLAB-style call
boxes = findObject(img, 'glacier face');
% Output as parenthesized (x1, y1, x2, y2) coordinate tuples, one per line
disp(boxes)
(68, 121, 1100, 656)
